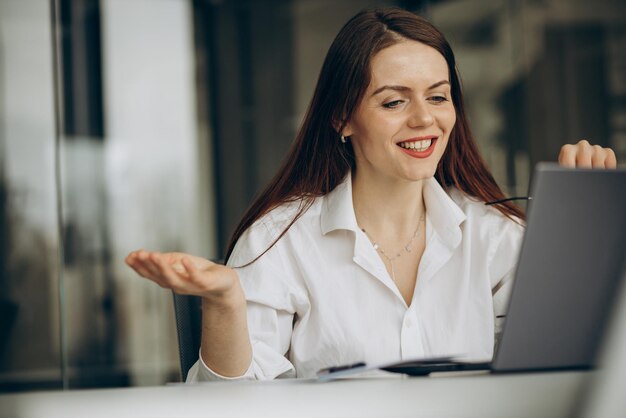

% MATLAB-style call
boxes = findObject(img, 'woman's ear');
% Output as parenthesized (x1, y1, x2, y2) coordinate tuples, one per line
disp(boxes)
(332, 118, 353, 138)
(341, 122, 353, 138)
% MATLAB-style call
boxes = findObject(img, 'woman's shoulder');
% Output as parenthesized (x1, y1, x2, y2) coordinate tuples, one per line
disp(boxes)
(448, 188, 525, 279)
(229, 197, 322, 267)
(250, 196, 323, 237)
(447, 187, 525, 238)
(260, 197, 323, 226)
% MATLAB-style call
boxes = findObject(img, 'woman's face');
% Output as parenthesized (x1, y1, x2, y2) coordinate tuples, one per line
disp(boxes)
(344, 40, 456, 184)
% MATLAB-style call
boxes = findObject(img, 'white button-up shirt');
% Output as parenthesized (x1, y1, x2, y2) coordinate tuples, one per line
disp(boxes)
(187, 175, 524, 381)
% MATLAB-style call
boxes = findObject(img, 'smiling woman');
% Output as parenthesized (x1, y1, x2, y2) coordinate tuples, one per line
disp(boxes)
(126, 7, 616, 381)
(343, 40, 456, 184)
(341, 39, 459, 304)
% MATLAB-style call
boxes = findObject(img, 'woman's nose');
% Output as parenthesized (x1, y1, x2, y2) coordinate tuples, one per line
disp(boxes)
(408, 101, 434, 128)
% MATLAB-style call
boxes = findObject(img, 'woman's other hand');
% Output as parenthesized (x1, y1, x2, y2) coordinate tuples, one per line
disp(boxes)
(558, 140, 617, 169)
(125, 251, 242, 305)
(127, 250, 252, 376)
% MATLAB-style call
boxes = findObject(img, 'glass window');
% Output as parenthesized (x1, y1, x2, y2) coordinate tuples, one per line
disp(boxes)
(1, 0, 623, 392)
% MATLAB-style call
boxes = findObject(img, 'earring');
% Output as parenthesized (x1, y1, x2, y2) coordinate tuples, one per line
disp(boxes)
(340, 135, 347, 144)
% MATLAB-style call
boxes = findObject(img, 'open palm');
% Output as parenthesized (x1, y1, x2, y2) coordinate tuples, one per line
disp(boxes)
(125, 250, 239, 299)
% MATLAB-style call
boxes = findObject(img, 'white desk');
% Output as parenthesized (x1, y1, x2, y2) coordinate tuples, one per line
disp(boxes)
(0, 371, 589, 418)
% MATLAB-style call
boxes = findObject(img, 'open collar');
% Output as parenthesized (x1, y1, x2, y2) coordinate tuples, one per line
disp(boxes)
(422, 178, 466, 249)
(320, 173, 360, 235)
(320, 173, 466, 250)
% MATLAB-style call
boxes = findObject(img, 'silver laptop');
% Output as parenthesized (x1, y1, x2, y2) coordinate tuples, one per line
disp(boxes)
(380, 163, 626, 375)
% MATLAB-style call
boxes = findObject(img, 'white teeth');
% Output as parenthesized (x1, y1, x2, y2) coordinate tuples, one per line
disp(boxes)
(399, 139, 432, 152)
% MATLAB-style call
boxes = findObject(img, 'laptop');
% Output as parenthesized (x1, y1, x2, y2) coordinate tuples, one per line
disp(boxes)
(321, 163, 626, 378)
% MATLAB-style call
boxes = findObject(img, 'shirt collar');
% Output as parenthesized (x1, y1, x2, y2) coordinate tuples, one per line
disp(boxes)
(320, 173, 467, 248)
(320, 173, 359, 235)
(423, 178, 466, 249)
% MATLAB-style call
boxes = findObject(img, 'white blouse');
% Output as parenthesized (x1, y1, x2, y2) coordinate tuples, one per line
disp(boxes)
(187, 174, 525, 381)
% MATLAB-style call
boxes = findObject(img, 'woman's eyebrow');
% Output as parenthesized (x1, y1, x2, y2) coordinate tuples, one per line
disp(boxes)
(370, 80, 450, 97)
(427, 80, 450, 90)
(371, 85, 411, 96)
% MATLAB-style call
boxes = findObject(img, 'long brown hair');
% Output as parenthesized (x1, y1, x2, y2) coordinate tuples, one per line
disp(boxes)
(225, 7, 524, 264)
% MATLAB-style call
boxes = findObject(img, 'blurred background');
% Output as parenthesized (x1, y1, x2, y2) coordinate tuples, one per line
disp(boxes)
(0, 0, 624, 391)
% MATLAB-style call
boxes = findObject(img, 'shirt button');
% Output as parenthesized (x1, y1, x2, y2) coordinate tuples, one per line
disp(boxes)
(405, 318, 412, 327)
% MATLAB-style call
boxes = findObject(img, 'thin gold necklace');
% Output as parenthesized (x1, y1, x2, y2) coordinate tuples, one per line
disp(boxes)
(360, 214, 425, 282)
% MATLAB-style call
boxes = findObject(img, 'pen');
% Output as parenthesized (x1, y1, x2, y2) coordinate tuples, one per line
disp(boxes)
(317, 362, 366, 375)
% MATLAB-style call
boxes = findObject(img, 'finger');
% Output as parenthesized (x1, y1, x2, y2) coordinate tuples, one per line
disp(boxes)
(181, 257, 206, 286)
(125, 250, 143, 266)
(136, 251, 163, 278)
(126, 250, 151, 276)
(606, 148, 617, 169)
(575, 141, 593, 169)
(158, 252, 193, 272)
(151, 253, 187, 291)
(182, 257, 221, 293)
(129, 250, 173, 286)
(591, 145, 607, 168)
(170, 261, 186, 274)
(127, 259, 169, 288)
(129, 262, 154, 280)
(127, 251, 181, 290)
(181, 257, 201, 276)
(558, 145, 576, 168)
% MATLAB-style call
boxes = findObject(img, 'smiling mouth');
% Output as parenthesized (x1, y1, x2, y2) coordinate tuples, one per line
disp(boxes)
(397, 137, 438, 158)
(398, 138, 433, 152)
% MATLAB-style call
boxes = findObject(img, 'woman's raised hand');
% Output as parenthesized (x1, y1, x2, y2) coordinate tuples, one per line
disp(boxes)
(127, 250, 252, 375)
(558, 140, 617, 169)
(125, 251, 242, 304)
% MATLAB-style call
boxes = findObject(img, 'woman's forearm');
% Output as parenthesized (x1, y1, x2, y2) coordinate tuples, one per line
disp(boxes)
(199, 288, 253, 377)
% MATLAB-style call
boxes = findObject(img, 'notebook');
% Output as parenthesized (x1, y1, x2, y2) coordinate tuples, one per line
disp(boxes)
(319, 163, 626, 379)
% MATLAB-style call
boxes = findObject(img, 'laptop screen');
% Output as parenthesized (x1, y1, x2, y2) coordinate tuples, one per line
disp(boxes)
(493, 164, 626, 372)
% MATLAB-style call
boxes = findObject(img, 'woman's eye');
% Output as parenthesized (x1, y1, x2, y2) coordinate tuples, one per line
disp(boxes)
(429, 95, 449, 104)
(382, 100, 404, 109)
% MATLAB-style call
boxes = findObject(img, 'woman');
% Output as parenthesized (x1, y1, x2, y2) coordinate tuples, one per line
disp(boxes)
(126, 8, 616, 380)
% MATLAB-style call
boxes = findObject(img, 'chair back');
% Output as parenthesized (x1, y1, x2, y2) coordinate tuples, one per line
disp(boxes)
(172, 293, 202, 381)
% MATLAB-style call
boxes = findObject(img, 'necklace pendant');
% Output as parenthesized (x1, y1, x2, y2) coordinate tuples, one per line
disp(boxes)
(359, 213, 425, 266)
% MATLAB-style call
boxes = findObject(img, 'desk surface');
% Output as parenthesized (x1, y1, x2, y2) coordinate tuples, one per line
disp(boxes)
(0, 371, 589, 418)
